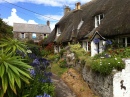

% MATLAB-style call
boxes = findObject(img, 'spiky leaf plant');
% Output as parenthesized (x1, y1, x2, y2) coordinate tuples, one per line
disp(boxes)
(0, 50, 32, 97)
(0, 37, 27, 54)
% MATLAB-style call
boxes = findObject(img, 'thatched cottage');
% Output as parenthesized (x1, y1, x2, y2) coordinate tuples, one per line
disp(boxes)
(43, 0, 130, 56)
(13, 21, 51, 43)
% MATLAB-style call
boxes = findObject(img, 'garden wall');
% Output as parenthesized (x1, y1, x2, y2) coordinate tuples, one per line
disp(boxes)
(75, 59, 130, 97)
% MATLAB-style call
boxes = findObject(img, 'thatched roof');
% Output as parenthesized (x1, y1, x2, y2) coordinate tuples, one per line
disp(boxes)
(44, 0, 130, 45)
(79, 0, 130, 38)
(43, 28, 56, 45)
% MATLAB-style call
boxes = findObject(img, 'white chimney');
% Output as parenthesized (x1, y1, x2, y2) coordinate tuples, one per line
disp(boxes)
(75, 2, 81, 10)
(64, 6, 71, 15)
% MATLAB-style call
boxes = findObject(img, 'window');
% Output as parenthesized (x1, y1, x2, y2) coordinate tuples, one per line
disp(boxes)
(95, 14, 104, 27)
(21, 33, 25, 38)
(77, 20, 84, 30)
(119, 37, 130, 47)
(57, 27, 61, 37)
(58, 27, 61, 34)
(32, 33, 36, 39)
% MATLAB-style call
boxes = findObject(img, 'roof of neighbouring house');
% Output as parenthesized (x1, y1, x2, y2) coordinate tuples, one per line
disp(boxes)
(13, 23, 51, 34)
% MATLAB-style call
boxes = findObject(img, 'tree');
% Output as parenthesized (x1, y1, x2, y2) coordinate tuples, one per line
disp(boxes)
(0, 18, 13, 38)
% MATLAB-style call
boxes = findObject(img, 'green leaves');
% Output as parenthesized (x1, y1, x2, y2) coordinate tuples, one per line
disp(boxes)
(0, 37, 27, 54)
(0, 38, 32, 96)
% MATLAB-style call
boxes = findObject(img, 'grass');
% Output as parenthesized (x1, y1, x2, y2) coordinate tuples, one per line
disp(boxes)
(51, 61, 68, 77)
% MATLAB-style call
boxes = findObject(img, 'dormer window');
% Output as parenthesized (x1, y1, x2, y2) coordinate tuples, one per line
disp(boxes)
(57, 27, 61, 34)
(95, 14, 104, 28)
(77, 20, 84, 30)
(57, 27, 61, 37)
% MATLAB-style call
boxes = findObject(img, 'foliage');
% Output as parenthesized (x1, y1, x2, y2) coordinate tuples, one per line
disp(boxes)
(0, 18, 13, 38)
(0, 38, 32, 97)
(47, 54, 60, 62)
(69, 43, 87, 60)
(0, 37, 27, 55)
(45, 43, 54, 54)
(107, 47, 130, 58)
(58, 58, 67, 68)
(23, 57, 55, 97)
(41, 49, 51, 57)
(59, 49, 66, 58)
(27, 44, 41, 56)
(91, 57, 125, 76)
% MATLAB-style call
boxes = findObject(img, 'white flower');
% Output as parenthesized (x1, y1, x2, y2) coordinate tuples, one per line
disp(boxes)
(108, 63, 110, 64)
(100, 64, 102, 65)
(101, 57, 104, 59)
(118, 62, 120, 64)
(115, 58, 117, 60)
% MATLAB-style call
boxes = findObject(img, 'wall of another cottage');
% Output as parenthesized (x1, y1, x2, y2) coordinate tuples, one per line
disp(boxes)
(14, 32, 49, 41)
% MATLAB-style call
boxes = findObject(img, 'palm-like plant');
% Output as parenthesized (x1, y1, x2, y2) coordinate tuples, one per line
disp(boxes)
(0, 37, 27, 54)
(0, 38, 32, 97)
(0, 50, 32, 97)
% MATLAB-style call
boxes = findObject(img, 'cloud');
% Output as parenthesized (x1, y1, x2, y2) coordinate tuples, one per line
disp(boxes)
(3, 8, 38, 26)
(2, 8, 61, 30)
(1, 0, 92, 7)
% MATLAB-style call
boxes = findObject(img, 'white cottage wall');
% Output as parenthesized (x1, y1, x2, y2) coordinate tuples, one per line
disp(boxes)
(113, 59, 130, 97)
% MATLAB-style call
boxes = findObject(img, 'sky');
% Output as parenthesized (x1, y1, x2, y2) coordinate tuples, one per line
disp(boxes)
(0, 0, 91, 30)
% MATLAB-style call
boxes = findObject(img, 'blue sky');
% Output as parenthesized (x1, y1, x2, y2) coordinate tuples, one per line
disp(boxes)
(0, 0, 91, 30)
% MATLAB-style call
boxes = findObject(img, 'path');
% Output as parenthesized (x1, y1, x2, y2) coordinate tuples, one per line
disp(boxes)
(52, 73, 77, 97)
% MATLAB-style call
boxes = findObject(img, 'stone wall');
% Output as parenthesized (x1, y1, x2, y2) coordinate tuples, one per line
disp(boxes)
(78, 59, 130, 97)
(64, 48, 130, 97)
(82, 65, 113, 97)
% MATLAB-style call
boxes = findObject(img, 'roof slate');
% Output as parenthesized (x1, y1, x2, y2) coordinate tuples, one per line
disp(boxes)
(13, 23, 51, 34)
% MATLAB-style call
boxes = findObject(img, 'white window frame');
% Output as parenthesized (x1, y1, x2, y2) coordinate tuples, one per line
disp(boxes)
(21, 33, 25, 38)
(57, 27, 61, 37)
(77, 20, 84, 30)
(32, 33, 36, 39)
(95, 14, 104, 28)
(118, 37, 130, 47)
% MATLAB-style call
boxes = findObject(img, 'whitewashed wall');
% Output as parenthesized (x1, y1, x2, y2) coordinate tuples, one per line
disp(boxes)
(113, 59, 130, 97)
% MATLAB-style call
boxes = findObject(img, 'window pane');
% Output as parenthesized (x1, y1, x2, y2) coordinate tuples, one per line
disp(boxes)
(100, 14, 104, 20)
(32, 33, 36, 39)
(127, 37, 130, 46)
(21, 33, 24, 38)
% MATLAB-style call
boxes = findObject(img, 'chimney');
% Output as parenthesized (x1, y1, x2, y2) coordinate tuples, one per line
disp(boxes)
(47, 20, 50, 27)
(75, 2, 81, 10)
(64, 6, 71, 15)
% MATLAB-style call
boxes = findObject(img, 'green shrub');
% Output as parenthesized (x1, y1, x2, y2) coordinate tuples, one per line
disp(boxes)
(59, 49, 66, 58)
(91, 57, 125, 76)
(41, 49, 51, 57)
(47, 54, 60, 62)
(58, 59, 67, 68)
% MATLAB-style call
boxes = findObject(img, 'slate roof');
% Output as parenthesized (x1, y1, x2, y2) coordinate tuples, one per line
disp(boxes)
(13, 23, 51, 34)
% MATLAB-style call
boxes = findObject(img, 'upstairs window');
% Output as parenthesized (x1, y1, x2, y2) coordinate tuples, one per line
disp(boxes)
(95, 14, 104, 28)
(77, 20, 84, 30)
(57, 27, 61, 34)
(32, 33, 36, 39)
(57, 27, 61, 37)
